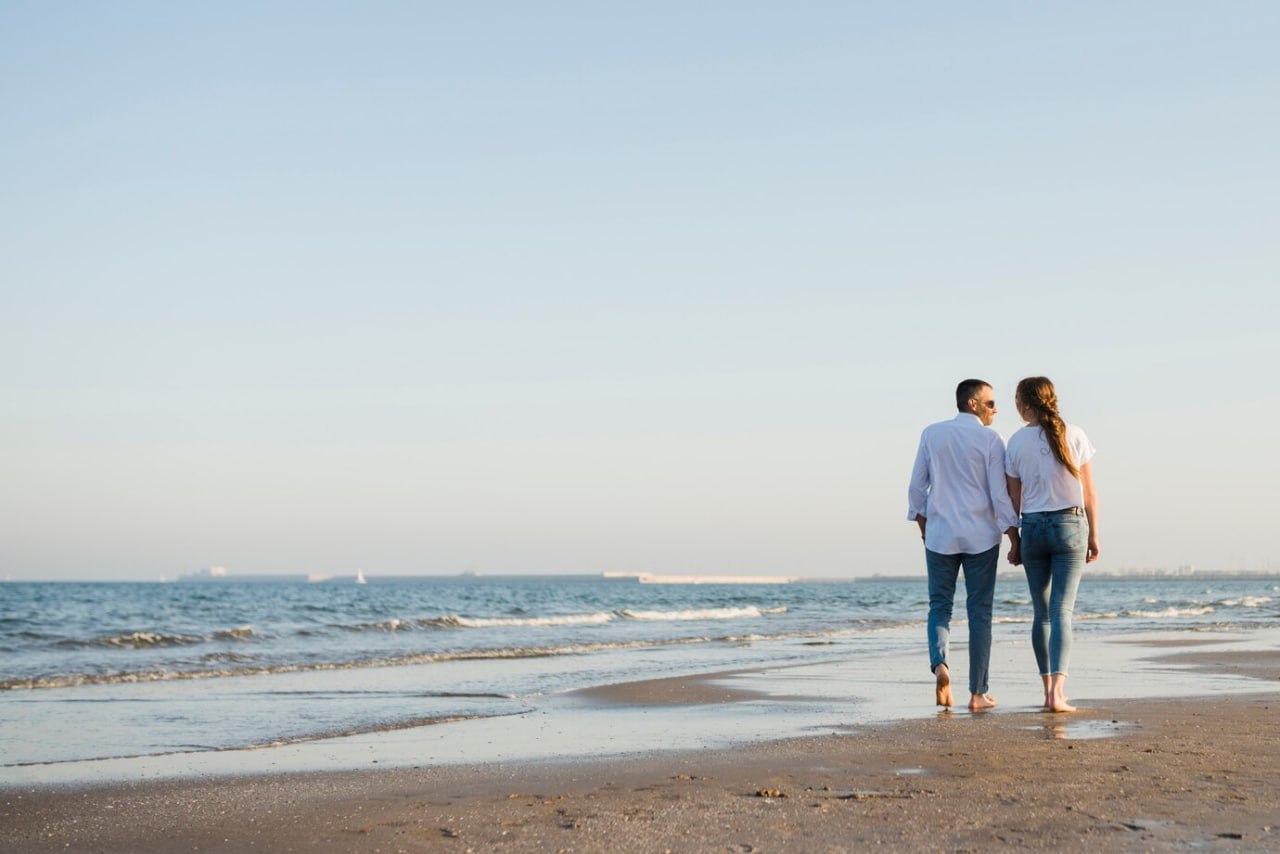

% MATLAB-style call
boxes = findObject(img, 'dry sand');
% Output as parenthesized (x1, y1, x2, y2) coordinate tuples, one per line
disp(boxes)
(3, 651, 1277, 852)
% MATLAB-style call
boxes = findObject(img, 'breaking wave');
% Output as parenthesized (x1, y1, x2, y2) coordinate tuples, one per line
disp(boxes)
(433, 612, 616, 629)
(92, 632, 201, 648)
(1122, 606, 1215, 619)
(618, 606, 786, 621)
(1216, 596, 1271, 608)
(349, 606, 787, 632)
(2, 636, 732, 691)
(56, 626, 256, 649)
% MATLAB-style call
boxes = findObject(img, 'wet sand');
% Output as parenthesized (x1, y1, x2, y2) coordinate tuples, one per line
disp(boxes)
(3, 647, 1277, 852)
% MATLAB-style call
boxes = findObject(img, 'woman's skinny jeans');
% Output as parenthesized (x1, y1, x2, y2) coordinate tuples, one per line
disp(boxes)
(1021, 511, 1087, 676)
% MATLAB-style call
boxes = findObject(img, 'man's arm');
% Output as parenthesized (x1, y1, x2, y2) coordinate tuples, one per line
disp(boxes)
(907, 433, 930, 533)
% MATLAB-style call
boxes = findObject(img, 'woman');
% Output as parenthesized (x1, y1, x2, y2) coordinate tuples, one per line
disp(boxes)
(1005, 377, 1099, 713)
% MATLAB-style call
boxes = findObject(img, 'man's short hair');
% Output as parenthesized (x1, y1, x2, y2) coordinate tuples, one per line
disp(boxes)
(955, 379, 990, 412)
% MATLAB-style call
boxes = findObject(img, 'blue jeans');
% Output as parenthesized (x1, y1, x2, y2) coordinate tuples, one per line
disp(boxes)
(926, 544, 999, 695)
(1021, 512, 1087, 675)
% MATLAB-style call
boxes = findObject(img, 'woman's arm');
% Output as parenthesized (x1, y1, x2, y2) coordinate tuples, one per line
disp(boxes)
(1080, 461, 1100, 562)
(1006, 476, 1022, 516)
(1004, 476, 1022, 565)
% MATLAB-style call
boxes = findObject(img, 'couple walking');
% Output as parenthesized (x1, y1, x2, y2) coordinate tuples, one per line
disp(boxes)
(907, 377, 1099, 714)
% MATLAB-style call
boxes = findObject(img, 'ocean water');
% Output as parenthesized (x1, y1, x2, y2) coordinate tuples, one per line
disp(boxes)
(1, 574, 1276, 772)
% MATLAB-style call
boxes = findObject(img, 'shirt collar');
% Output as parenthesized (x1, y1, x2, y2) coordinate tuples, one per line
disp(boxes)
(954, 412, 984, 426)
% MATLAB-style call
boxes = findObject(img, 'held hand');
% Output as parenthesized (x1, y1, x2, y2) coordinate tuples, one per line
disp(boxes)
(1004, 527, 1021, 566)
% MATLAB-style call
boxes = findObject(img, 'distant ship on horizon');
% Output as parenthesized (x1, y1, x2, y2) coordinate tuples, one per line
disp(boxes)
(173, 566, 360, 584)
(175, 566, 311, 583)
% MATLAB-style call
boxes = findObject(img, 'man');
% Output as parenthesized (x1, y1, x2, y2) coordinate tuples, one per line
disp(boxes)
(907, 379, 1020, 712)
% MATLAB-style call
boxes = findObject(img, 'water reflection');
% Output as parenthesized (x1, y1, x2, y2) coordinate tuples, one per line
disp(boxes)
(1025, 718, 1134, 740)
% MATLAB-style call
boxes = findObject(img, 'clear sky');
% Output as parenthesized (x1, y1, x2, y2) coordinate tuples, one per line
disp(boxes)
(3, 3, 1278, 581)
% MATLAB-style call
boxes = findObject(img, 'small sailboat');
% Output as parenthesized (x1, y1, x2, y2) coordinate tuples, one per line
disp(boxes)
(355, 568, 367, 585)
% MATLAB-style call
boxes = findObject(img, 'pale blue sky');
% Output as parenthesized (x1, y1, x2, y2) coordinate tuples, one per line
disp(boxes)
(3, 2, 1278, 580)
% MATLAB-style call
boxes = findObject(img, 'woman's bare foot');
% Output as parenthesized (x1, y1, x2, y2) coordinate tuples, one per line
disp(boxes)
(1047, 675, 1075, 712)
(968, 693, 997, 712)
(934, 664, 954, 708)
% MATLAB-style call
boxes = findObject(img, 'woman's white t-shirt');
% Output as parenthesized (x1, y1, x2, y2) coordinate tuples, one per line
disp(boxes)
(1006, 423, 1095, 513)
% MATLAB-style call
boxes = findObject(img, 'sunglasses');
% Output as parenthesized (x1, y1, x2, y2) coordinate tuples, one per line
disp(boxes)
(975, 400, 996, 410)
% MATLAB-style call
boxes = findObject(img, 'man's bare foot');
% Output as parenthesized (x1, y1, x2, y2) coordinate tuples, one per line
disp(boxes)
(968, 693, 997, 712)
(934, 664, 954, 708)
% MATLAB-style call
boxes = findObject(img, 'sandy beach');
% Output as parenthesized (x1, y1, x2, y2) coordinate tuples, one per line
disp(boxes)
(4, 643, 1277, 853)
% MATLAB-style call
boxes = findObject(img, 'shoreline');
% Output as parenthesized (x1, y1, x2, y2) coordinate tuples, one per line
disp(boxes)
(5, 574, 1274, 779)
(4, 628, 1278, 787)
(3, 643, 1277, 851)
(4, 690, 1277, 852)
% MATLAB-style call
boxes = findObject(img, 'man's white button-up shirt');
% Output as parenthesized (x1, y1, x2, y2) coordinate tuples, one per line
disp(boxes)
(907, 413, 1019, 555)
